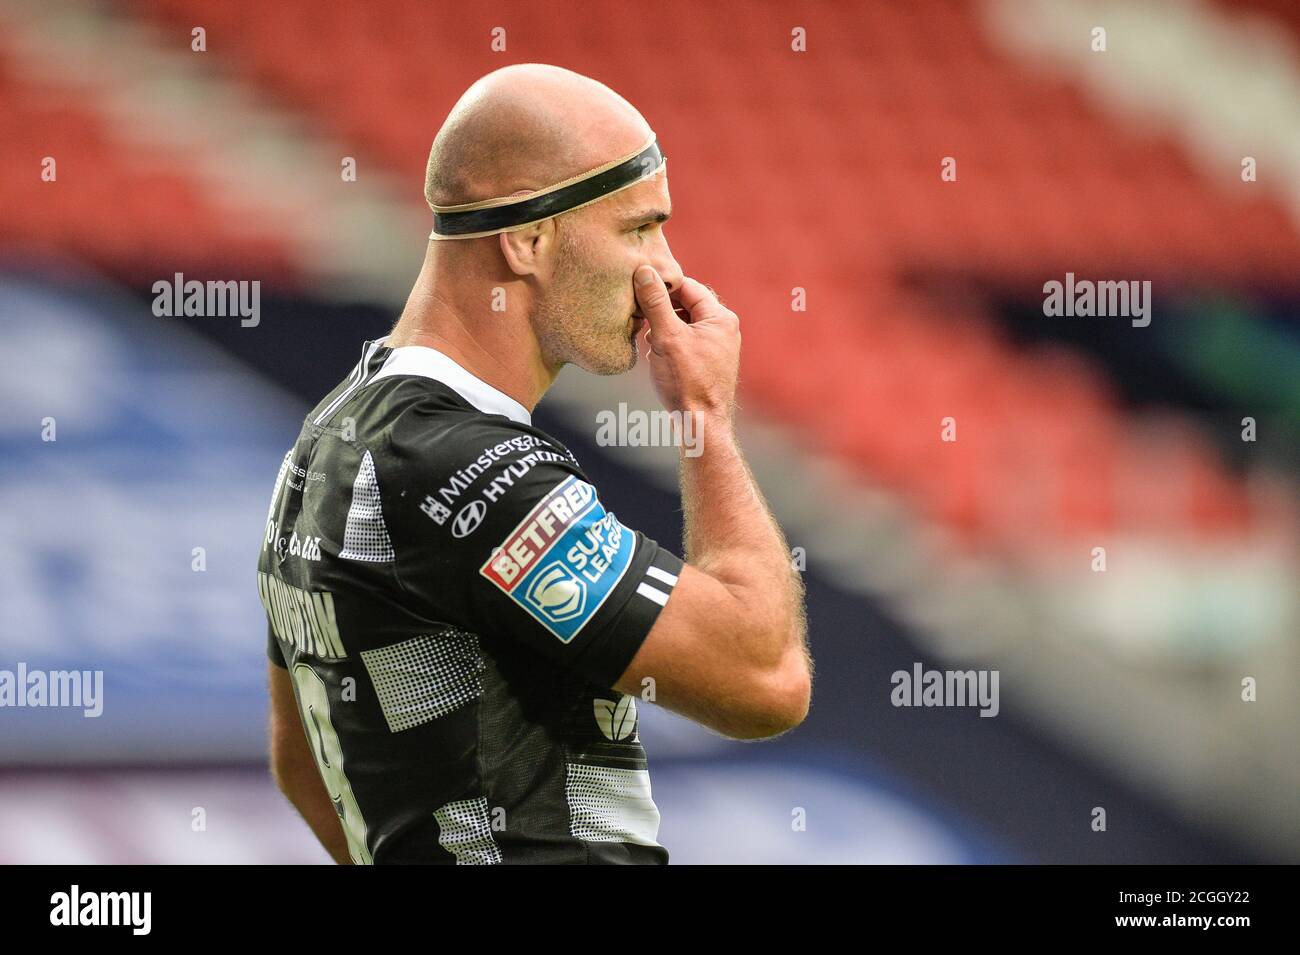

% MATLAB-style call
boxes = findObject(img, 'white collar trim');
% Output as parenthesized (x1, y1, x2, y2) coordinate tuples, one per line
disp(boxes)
(372, 343, 532, 425)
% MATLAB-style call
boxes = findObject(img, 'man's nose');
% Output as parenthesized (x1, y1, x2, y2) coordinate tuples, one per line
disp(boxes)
(648, 237, 684, 296)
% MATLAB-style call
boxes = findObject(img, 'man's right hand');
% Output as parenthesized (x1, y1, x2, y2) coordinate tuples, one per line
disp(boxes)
(634, 266, 740, 421)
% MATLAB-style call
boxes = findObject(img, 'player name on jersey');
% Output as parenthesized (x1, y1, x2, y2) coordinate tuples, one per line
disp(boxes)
(258, 571, 347, 660)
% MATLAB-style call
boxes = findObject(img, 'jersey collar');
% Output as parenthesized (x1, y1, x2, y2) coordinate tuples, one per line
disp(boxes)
(371, 340, 532, 425)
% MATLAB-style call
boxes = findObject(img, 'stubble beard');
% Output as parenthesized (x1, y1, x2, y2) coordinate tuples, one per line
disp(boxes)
(535, 234, 639, 377)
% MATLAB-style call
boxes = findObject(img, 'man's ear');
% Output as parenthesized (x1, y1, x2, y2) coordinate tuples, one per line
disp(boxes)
(499, 219, 557, 277)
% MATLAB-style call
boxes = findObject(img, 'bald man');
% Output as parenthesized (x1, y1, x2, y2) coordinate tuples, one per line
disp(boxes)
(260, 64, 811, 865)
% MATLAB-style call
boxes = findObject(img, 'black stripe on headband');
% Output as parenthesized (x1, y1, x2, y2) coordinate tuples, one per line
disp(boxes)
(432, 140, 665, 237)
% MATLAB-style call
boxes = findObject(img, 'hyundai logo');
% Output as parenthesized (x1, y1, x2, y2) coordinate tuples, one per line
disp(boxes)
(452, 500, 487, 538)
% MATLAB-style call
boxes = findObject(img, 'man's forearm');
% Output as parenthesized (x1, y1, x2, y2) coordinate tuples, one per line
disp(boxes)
(680, 412, 807, 668)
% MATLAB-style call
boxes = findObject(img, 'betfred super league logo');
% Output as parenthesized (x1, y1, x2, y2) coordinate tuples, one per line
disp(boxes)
(481, 476, 636, 643)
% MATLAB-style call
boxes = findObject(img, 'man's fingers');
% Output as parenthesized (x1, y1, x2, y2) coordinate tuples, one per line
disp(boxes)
(673, 276, 720, 315)
(634, 266, 680, 339)
(636, 269, 722, 325)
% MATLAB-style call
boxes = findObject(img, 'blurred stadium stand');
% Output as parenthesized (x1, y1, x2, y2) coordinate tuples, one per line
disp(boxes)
(0, 0, 1295, 862)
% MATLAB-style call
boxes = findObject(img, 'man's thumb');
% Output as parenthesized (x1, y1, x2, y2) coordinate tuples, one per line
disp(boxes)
(634, 266, 678, 336)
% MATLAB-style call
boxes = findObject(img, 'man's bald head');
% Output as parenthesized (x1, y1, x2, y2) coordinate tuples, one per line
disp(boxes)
(424, 64, 653, 210)
(403, 64, 681, 384)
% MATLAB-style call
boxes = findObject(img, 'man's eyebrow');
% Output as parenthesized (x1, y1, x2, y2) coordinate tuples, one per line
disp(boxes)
(619, 208, 673, 227)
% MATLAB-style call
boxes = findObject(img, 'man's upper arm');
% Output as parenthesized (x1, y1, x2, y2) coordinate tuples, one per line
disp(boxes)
(267, 622, 287, 669)
(267, 659, 310, 782)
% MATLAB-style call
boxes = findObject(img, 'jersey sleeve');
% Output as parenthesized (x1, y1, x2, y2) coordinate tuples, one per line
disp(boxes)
(267, 622, 287, 668)
(387, 418, 684, 688)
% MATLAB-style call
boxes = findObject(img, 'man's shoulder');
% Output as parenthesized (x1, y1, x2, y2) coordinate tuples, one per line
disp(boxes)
(358, 383, 582, 537)
(377, 381, 578, 477)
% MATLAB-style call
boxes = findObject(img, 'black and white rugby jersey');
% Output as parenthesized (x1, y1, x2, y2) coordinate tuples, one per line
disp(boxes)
(257, 338, 684, 864)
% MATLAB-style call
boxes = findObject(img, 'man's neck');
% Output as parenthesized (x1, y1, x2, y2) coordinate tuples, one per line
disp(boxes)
(388, 271, 556, 415)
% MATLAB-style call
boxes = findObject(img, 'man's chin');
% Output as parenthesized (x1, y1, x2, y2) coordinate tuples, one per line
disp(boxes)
(576, 340, 639, 376)
(593, 352, 638, 376)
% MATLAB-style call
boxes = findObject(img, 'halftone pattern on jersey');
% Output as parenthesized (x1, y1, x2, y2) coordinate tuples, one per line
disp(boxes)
(340, 450, 394, 562)
(433, 796, 502, 865)
(361, 630, 484, 733)
(566, 763, 662, 847)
